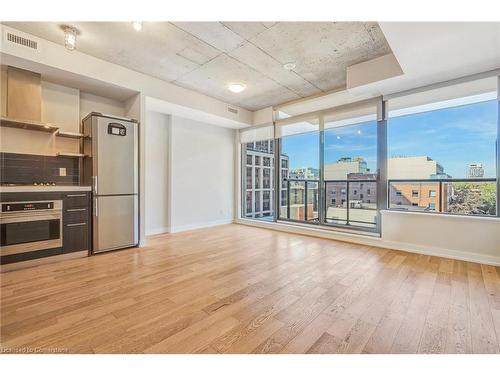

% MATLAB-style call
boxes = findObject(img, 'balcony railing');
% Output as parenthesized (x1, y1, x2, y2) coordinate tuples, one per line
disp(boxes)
(279, 177, 497, 229)
(283, 179, 319, 223)
(281, 178, 377, 228)
(324, 179, 377, 227)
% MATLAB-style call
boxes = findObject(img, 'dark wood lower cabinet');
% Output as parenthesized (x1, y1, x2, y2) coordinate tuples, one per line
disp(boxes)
(63, 222, 89, 254)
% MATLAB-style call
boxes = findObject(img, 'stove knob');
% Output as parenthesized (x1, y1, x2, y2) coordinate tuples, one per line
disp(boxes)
(33, 182, 38, 186)
(51, 182, 56, 186)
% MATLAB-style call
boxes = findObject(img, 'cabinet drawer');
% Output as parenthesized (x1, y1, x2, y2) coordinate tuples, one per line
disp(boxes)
(64, 193, 89, 209)
(63, 222, 89, 254)
(64, 207, 89, 223)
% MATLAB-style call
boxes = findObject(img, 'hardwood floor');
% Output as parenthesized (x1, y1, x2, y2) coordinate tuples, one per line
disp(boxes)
(1, 224, 499, 354)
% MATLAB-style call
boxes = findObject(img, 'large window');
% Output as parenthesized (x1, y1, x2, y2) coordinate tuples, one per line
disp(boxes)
(388, 77, 498, 216)
(240, 125, 275, 221)
(239, 74, 499, 231)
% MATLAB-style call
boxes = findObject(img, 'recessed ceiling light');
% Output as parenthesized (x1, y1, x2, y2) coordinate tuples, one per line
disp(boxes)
(336, 135, 341, 140)
(283, 62, 296, 71)
(62, 26, 78, 51)
(132, 21, 143, 31)
(228, 83, 246, 93)
(357, 130, 362, 135)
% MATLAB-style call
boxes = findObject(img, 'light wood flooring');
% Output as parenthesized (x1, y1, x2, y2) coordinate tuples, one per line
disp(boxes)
(1, 224, 499, 354)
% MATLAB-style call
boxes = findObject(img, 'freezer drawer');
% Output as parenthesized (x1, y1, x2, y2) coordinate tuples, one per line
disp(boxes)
(93, 195, 138, 253)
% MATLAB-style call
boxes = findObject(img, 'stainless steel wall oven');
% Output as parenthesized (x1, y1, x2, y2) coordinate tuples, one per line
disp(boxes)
(0, 200, 63, 256)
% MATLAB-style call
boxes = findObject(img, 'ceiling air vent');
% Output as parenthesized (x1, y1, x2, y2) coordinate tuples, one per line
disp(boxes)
(227, 106, 239, 115)
(6, 32, 38, 50)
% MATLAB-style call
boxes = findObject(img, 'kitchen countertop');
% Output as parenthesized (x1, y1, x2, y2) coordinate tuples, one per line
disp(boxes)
(0, 185, 92, 193)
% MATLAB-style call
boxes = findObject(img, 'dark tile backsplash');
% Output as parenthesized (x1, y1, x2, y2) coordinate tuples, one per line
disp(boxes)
(0, 152, 80, 185)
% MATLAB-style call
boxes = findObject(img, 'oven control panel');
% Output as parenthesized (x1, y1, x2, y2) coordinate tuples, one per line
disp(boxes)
(1, 202, 55, 212)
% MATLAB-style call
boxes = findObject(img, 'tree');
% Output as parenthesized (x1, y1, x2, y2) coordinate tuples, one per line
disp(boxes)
(447, 182, 496, 215)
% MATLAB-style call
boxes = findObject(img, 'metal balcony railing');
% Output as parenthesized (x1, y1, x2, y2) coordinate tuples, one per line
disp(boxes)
(324, 179, 377, 226)
(283, 179, 319, 223)
(282, 178, 377, 226)
(281, 177, 497, 227)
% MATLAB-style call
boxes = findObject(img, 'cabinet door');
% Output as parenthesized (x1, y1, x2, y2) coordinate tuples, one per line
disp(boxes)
(64, 193, 90, 209)
(63, 222, 89, 254)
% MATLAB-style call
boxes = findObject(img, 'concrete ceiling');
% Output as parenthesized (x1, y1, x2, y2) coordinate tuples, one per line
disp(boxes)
(3, 22, 391, 111)
(352, 22, 500, 97)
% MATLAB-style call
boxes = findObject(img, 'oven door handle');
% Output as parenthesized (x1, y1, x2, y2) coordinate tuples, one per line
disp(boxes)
(0, 212, 62, 223)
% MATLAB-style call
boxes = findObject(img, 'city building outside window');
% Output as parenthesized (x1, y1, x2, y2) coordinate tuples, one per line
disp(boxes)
(241, 139, 277, 221)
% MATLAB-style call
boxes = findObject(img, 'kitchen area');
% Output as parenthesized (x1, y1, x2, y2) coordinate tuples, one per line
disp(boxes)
(0, 65, 140, 271)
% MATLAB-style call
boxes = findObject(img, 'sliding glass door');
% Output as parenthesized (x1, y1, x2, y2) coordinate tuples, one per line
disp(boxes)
(274, 101, 381, 232)
(322, 101, 379, 230)
(276, 118, 320, 223)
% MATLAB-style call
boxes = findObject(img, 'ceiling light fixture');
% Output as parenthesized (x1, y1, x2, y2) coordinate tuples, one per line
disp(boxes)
(62, 26, 78, 51)
(132, 21, 143, 31)
(283, 62, 296, 71)
(228, 83, 246, 94)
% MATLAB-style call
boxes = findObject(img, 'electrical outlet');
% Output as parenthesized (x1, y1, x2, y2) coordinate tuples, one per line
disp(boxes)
(59, 168, 67, 177)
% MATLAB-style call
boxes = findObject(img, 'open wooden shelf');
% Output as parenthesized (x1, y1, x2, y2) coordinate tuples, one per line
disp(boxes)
(56, 152, 85, 158)
(56, 130, 84, 139)
(0, 117, 59, 133)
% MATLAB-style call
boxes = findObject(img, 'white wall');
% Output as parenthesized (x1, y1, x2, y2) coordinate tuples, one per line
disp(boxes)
(79, 92, 125, 121)
(169, 116, 235, 232)
(381, 210, 500, 265)
(145, 111, 170, 235)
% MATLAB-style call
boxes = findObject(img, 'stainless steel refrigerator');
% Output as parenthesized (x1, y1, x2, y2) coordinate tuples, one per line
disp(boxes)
(81, 112, 139, 254)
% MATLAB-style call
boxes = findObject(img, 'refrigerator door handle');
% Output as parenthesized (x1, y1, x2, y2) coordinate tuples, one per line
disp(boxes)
(94, 197, 98, 217)
(93, 176, 98, 194)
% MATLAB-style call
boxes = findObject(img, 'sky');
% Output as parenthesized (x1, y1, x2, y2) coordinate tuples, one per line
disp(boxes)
(281, 99, 498, 178)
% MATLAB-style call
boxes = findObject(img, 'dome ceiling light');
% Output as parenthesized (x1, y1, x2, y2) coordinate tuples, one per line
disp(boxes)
(228, 83, 246, 94)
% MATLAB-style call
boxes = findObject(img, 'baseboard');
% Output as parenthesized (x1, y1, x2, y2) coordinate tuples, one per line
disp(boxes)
(145, 226, 170, 236)
(235, 218, 500, 266)
(377, 240, 500, 266)
(169, 219, 233, 233)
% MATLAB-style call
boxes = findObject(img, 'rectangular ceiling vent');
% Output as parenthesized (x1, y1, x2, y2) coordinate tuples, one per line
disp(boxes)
(5, 31, 38, 51)
(227, 106, 239, 115)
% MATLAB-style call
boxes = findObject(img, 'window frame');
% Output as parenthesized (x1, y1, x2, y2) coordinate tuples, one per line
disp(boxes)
(239, 71, 500, 230)
(385, 74, 499, 218)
